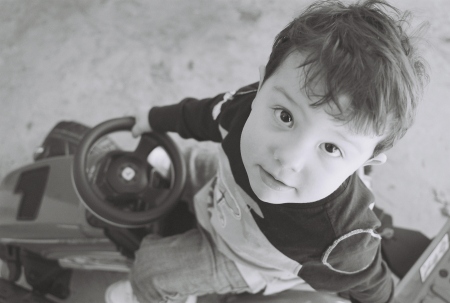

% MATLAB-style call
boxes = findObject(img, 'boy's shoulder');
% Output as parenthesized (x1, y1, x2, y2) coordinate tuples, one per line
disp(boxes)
(214, 82, 259, 130)
(222, 82, 259, 107)
(236, 82, 259, 94)
(326, 174, 381, 233)
(321, 174, 382, 274)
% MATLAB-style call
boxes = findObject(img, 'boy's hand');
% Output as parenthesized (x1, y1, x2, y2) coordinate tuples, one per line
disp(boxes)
(131, 107, 152, 138)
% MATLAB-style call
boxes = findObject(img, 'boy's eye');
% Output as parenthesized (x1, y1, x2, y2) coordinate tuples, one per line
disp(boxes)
(321, 143, 342, 157)
(274, 109, 293, 126)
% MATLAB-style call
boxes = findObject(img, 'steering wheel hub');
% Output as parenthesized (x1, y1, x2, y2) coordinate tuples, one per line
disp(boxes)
(106, 156, 147, 195)
(121, 166, 136, 181)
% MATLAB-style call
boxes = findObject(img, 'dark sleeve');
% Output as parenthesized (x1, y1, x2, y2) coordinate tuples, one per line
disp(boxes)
(299, 235, 394, 303)
(148, 93, 226, 142)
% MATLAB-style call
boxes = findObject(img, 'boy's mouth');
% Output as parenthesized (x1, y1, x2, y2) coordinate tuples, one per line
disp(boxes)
(258, 166, 292, 191)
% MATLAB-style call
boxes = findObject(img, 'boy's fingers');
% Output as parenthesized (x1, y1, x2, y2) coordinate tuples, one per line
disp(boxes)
(131, 126, 140, 138)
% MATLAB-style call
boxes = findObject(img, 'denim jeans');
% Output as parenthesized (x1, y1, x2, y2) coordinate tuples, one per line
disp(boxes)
(130, 141, 250, 303)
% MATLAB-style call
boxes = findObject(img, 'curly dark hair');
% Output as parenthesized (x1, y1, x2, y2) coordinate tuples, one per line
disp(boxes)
(263, 0, 429, 155)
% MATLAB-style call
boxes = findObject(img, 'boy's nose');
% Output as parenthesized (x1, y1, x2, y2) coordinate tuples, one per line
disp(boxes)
(273, 144, 307, 173)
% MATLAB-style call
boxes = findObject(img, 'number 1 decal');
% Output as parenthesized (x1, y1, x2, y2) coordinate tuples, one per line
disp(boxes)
(14, 166, 50, 220)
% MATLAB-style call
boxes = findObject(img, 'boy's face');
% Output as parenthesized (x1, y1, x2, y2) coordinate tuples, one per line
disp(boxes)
(241, 51, 386, 204)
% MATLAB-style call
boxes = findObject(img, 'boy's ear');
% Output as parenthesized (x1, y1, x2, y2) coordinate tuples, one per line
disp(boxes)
(258, 65, 266, 91)
(363, 153, 387, 166)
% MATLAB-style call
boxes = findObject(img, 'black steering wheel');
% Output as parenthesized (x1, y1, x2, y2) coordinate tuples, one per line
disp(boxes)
(73, 117, 186, 228)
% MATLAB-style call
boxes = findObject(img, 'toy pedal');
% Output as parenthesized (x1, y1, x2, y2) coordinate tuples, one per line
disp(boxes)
(0, 278, 57, 303)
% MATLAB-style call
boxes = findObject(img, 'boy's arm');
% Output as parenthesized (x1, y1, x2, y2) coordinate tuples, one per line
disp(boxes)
(299, 239, 394, 303)
(148, 83, 258, 141)
(148, 93, 228, 142)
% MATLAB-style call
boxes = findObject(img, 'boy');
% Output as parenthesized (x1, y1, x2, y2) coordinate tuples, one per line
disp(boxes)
(106, 0, 428, 302)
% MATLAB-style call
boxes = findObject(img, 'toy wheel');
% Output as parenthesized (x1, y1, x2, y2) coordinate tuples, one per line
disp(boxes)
(73, 117, 186, 228)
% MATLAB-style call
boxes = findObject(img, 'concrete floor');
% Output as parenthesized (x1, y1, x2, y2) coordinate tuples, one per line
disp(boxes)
(1, 0, 450, 302)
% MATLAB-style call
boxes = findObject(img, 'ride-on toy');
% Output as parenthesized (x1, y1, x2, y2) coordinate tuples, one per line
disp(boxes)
(1, 118, 449, 303)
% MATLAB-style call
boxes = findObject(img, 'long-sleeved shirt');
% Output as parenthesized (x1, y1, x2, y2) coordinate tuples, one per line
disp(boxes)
(148, 82, 394, 303)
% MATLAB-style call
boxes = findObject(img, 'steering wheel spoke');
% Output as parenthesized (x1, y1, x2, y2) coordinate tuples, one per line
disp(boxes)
(132, 134, 160, 161)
